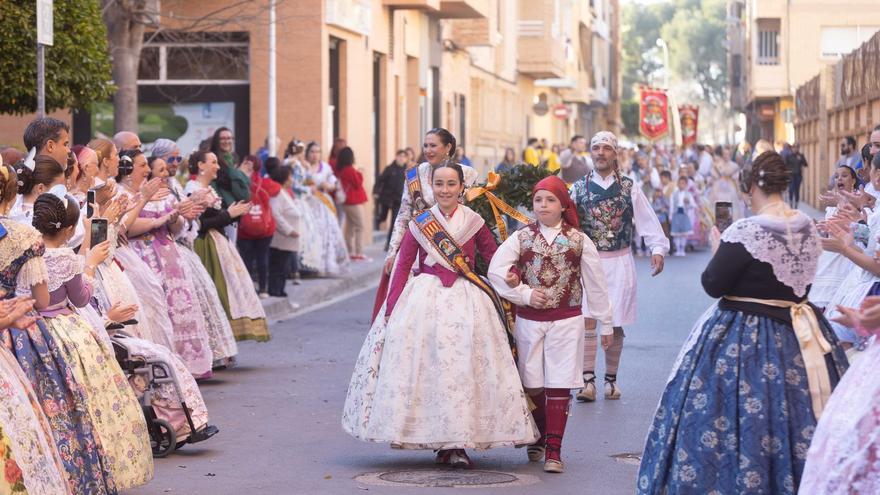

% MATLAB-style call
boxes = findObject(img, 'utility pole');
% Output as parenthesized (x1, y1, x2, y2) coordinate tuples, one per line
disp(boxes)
(36, 0, 54, 117)
(268, 0, 277, 157)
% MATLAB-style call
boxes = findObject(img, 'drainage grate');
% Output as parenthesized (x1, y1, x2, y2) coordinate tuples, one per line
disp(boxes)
(356, 469, 538, 488)
(610, 452, 642, 465)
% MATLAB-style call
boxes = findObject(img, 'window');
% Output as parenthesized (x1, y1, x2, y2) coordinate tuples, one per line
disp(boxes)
(138, 31, 249, 84)
(732, 54, 742, 87)
(757, 19, 780, 65)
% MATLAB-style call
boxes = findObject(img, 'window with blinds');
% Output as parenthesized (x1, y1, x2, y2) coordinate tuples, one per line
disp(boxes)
(757, 20, 780, 65)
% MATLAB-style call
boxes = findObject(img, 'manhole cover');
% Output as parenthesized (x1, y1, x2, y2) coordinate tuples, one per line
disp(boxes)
(610, 452, 642, 465)
(355, 469, 540, 488)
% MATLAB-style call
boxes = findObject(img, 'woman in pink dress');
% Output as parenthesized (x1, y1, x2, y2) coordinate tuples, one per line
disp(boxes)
(117, 149, 214, 378)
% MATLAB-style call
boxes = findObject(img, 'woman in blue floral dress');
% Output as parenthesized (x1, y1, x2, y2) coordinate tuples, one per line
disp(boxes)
(0, 163, 116, 494)
(638, 151, 848, 494)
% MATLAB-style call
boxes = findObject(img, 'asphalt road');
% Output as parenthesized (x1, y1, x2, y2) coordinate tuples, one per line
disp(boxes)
(126, 249, 714, 495)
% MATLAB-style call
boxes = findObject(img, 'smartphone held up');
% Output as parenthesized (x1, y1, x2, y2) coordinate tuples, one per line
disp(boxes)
(715, 201, 733, 234)
(90, 218, 108, 247)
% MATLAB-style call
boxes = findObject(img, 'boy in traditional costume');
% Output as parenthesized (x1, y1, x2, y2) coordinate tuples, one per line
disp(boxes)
(488, 175, 613, 473)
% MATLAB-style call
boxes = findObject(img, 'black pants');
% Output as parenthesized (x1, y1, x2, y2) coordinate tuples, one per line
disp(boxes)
(789, 174, 803, 205)
(237, 236, 272, 293)
(375, 201, 401, 250)
(268, 248, 293, 296)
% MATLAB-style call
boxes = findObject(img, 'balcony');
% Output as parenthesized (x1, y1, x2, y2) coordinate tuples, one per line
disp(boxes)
(749, 63, 788, 100)
(383, 0, 488, 18)
(437, 0, 488, 18)
(383, 0, 440, 10)
(517, 0, 566, 79)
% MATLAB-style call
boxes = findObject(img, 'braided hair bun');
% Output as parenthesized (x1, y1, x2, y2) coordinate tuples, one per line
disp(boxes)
(33, 193, 80, 237)
(739, 151, 790, 195)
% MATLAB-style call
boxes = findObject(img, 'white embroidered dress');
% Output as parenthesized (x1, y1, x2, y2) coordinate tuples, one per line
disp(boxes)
(342, 204, 538, 450)
(801, 336, 880, 494)
(810, 207, 857, 308)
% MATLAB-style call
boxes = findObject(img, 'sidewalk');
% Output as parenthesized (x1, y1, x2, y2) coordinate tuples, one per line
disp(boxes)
(797, 201, 824, 220)
(261, 232, 387, 323)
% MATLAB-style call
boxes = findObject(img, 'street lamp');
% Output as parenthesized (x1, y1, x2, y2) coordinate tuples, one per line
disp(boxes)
(655, 38, 670, 89)
(655, 37, 682, 146)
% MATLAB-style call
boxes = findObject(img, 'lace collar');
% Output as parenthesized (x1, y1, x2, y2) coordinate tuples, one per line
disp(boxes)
(0, 219, 43, 270)
(721, 211, 820, 298)
(43, 247, 83, 292)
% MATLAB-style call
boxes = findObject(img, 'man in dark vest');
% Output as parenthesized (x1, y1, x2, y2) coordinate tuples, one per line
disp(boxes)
(570, 131, 669, 402)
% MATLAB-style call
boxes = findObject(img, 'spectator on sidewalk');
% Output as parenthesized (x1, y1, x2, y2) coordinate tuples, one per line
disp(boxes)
(336, 147, 370, 261)
(837, 135, 859, 169)
(266, 161, 302, 298)
(540, 138, 560, 172)
(113, 130, 142, 152)
(237, 155, 279, 298)
(209, 127, 250, 243)
(23, 117, 71, 168)
(374, 150, 407, 250)
(785, 143, 808, 207)
(496, 147, 517, 174)
(328, 138, 347, 172)
(455, 146, 473, 167)
(523, 138, 540, 166)
(559, 135, 592, 184)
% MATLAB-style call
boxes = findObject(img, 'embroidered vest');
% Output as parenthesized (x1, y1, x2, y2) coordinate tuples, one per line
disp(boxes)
(515, 223, 584, 321)
(574, 175, 635, 252)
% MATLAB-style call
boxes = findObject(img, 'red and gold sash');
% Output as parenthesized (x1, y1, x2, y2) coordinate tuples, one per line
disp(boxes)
(412, 209, 518, 360)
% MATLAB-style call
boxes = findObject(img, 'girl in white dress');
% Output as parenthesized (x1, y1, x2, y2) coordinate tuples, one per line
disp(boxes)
(342, 163, 537, 469)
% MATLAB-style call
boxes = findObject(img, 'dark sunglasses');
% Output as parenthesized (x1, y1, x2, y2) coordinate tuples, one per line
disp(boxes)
(166, 156, 183, 164)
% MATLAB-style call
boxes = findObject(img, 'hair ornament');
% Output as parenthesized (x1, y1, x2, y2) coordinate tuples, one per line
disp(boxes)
(52, 221, 61, 229)
(22, 147, 36, 172)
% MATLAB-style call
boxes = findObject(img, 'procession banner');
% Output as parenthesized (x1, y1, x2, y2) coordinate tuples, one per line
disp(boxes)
(679, 105, 699, 147)
(639, 86, 669, 141)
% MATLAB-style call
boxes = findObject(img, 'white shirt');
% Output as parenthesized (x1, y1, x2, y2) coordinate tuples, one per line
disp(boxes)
(698, 151, 713, 177)
(488, 221, 615, 335)
(587, 172, 670, 257)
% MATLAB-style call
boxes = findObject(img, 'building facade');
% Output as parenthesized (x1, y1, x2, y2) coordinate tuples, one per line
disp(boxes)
(1, 0, 621, 195)
(727, 0, 880, 146)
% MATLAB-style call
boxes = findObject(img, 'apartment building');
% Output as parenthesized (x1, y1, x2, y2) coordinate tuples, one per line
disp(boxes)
(1, 0, 620, 183)
(727, 0, 880, 145)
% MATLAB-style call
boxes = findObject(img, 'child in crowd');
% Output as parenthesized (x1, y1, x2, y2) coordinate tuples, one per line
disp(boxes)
(653, 171, 672, 243)
(488, 175, 613, 474)
(670, 176, 695, 256)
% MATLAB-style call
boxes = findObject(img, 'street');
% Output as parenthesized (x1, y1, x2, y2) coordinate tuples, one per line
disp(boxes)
(127, 249, 714, 495)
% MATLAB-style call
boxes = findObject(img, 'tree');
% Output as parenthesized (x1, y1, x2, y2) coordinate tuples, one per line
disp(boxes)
(620, 1, 676, 100)
(0, 0, 114, 115)
(102, 0, 150, 133)
(662, 0, 728, 105)
(101, 0, 287, 134)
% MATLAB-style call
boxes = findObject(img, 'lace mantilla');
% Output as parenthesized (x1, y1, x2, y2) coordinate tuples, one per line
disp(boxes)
(0, 219, 43, 269)
(721, 213, 821, 298)
(43, 247, 84, 292)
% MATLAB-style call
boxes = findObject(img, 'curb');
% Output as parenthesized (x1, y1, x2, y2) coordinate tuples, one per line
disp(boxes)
(261, 233, 387, 323)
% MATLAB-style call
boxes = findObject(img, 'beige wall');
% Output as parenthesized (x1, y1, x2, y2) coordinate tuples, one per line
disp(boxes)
(747, 0, 880, 101)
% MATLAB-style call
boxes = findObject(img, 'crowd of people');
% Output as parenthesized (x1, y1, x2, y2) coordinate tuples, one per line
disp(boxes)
(0, 116, 363, 493)
(343, 125, 880, 494)
(2, 112, 879, 493)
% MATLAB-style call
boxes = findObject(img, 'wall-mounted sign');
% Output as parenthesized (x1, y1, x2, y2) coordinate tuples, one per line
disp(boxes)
(326, 0, 372, 36)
